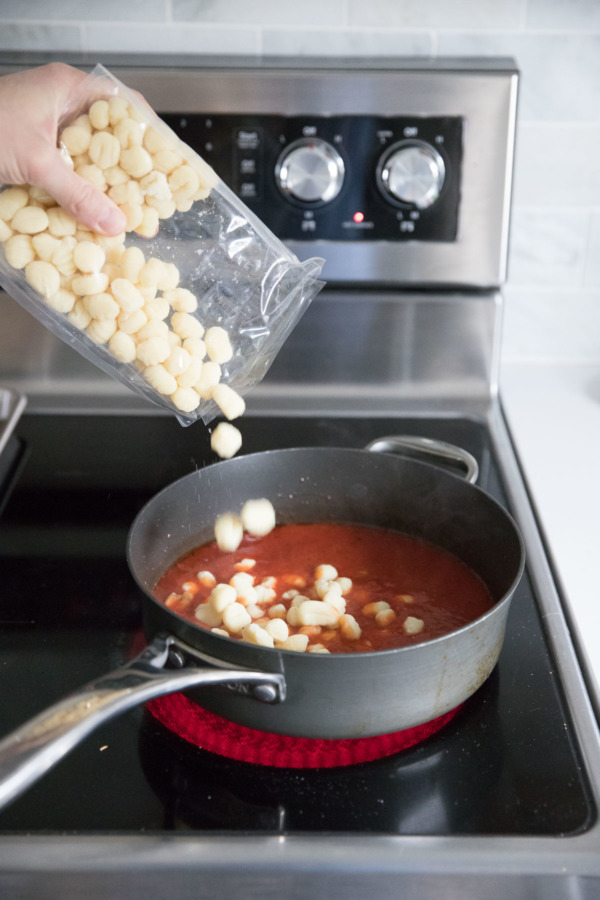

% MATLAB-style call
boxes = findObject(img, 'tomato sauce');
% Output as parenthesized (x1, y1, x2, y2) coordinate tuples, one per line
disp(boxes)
(154, 523, 494, 654)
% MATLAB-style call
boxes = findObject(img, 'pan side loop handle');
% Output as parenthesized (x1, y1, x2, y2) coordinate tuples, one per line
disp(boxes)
(365, 435, 479, 484)
(0, 633, 285, 814)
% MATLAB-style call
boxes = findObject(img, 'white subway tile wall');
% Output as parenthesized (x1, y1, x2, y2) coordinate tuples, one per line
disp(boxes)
(0, 0, 598, 364)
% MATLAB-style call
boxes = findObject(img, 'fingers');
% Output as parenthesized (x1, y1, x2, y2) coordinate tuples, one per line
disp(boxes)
(47, 164, 127, 235)
(0, 64, 127, 236)
(31, 147, 127, 236)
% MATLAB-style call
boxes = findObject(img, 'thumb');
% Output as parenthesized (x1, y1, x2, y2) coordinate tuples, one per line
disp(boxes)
(35, 150, 127, 236)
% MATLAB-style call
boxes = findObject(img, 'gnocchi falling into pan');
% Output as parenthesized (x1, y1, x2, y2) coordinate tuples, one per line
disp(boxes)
(155, 499, 495, 655)
(0, 64, 323, 447)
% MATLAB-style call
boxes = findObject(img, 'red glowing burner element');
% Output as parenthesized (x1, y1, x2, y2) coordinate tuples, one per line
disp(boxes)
(146, 693, 462, 768)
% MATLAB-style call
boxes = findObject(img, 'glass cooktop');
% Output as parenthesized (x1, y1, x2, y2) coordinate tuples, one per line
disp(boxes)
(0, 413, 594, 836)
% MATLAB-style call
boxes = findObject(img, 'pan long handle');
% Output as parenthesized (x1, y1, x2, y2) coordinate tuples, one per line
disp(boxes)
(365, 435, 479, 484)
(0, 633, 285, 813)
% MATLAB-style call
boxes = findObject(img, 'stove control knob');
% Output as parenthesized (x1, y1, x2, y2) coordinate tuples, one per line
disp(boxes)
(275, 138, 345, 205)
(377, 141, 445, 209)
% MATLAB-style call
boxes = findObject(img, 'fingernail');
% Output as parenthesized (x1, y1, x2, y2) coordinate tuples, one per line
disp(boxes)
(95, 205, 127, 235)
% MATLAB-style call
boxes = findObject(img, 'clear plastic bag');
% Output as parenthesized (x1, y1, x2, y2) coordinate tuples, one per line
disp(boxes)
(0, 64, 324, 426)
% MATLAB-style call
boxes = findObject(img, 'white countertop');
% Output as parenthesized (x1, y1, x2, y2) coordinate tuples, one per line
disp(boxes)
(500, 362, 600, 712)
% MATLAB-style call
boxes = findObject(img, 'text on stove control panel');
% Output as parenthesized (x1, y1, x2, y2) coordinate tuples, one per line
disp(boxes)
(160, 113, 463, 242)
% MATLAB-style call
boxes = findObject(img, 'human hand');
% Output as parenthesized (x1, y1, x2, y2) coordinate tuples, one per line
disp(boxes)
(0, 62, 126, 235)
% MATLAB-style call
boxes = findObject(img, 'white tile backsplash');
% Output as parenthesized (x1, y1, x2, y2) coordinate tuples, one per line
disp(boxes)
(0, 23, 82, 51)
(501, 286, 600, 362)
(512, 124, 600, 207)
(261, 28, 433, 57)
(583, 214, 600, 287)
(84, 24, 259, 56)
(0, 0, 167, 21)
(172, 0, 348, 27)
(0, 0, 598, 364)
(438, 32, 600, 122)
(526, 0, 600, 29)
(508, 210, 589, 287)
(347, 0, 525, 29)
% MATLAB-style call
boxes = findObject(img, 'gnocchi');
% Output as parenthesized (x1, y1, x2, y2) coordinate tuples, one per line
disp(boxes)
(167, 506, 432, 653)
(241, 498, 276, 537)
(204, 326, 233, 364)
(5, 235, 35, 269)
(108, 330, 137, 363)
(191, 502, 357, 649)
(160, 510, 372, 654)
(214, 512, 244, 553)
(210, 422, 242, 460)
(25, 260, 60, 299)
(157, 517, 466, 655)
(73, 240, 105, 274)
(0, 86, 254, 458)
(208, 583, 238, 614)
(404, 616, 425, 635)
(0, 187, 29, 221)
(11, 206, 49, 235)
(171, 386, 201, 412)
(212, 383, 246, 421)
(46, 288, 77, 314)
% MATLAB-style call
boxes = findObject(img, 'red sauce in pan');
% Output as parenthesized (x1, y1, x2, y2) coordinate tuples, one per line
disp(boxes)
(154, 523, 494, 654)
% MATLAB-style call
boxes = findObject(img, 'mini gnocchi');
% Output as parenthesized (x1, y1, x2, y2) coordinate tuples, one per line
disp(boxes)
(191, 503, 365, 650)
(155, 520, 497, 656)
(241, 498, 277, 537)
(0, 68, 317, 460)
(210, 421, 242, 460)
(158, 514, 365, 654)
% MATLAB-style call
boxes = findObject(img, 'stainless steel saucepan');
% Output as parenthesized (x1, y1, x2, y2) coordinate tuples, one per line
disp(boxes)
(0, 436, 525, 811)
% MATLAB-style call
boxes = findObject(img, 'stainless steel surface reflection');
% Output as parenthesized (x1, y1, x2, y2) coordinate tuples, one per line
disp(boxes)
(0, 289, 501, 420)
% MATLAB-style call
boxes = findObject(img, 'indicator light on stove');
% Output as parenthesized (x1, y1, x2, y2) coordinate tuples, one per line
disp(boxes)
(353, 211, 365, 223)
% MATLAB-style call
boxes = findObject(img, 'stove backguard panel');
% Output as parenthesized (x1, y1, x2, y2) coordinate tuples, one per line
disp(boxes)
(0, 55, 516, 421)
(0, 54, 518, 289)
(109, 57, 517, 289)
(0, 289, 501, 419)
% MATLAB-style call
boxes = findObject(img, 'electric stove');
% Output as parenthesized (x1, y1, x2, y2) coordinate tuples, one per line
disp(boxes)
(0, 53, 599, 900)
(0, 411, 593, 839)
